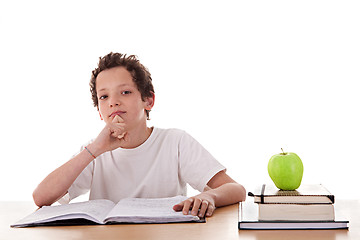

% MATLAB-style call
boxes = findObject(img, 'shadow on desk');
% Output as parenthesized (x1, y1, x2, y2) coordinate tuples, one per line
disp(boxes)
(238, 229, 348, 240)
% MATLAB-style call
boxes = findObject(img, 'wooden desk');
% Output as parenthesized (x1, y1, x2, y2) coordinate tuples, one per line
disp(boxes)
(1, 199, 359, 240)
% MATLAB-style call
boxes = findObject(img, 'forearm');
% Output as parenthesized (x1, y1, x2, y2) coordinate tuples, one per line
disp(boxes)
(32, 147, 95, 207)
(206, 182, 246, 207)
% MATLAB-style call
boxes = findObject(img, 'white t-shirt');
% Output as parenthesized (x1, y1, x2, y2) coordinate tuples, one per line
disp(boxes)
(64, 128, 225, 203)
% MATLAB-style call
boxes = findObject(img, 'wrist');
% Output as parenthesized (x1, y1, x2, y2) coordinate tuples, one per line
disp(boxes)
(203, 189, 217, 205)
(85, 143, 103, 158)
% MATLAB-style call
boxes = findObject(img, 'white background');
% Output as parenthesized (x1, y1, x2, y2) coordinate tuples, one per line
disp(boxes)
(1, 0, 359, 201)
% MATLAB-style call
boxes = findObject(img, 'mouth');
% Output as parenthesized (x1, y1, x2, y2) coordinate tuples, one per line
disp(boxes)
(109, 111, 126, 118)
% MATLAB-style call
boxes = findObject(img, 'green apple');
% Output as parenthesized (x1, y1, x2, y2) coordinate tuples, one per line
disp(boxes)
(268, 149, 304, 190)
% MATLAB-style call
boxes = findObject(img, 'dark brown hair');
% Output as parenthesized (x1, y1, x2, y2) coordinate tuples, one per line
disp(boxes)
(90, 52, 154, 119)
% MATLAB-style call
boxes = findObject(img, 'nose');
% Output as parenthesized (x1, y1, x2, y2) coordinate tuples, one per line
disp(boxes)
(109, 96, 121, 107)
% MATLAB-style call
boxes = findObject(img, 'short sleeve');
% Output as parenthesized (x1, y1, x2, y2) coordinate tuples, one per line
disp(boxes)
(57, 145, 94, 204)
(178, 131, 226, 192)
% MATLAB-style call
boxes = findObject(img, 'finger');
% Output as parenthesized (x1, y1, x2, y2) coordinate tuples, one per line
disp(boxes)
(111, 121, 126, 130)
(112, 115, 124, 123)
(198, 200, 209, 218)
(110, 129, 125, 138)
(173, 202, 184, 212)
(112, 124, 126, 133)
(182, 198, 194, 215)
(109, 122, 125, 128)
(117, 132, 127, 139)
(114, 122, 126, 127)
(117, 115, 124, 122)
(110, 128, 119, 137)
(206, 204, 215, 217)
(191, 198, 202, 216)
(123, 132, 129, 142)
(112, 115, 119, 123)
(109, 124, 125, 137)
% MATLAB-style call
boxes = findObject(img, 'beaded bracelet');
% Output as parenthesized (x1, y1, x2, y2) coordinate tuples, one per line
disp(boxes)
(84, 146, 96, 159)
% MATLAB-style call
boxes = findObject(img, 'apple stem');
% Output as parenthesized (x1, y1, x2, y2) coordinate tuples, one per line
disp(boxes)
(281, 148, 286, 155)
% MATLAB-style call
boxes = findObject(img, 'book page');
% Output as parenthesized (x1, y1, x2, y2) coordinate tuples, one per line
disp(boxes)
(105, 195, 200, 223)
(12, 199, 115, 227)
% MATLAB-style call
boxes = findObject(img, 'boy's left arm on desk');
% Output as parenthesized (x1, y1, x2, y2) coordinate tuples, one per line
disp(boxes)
(173, 171, 246, 218)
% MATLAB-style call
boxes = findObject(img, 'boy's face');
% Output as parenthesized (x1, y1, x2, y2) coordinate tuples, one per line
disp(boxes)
(96, 66, 154, 130)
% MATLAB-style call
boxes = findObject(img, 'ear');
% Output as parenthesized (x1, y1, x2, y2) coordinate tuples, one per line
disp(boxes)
(144, 91, 155, 111)
(98, 107, 103, 120)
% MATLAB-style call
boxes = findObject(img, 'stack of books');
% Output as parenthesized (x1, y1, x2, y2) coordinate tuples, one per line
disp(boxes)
(238, 184, 349, 230)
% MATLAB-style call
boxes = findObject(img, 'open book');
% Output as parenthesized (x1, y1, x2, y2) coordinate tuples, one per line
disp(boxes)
(11, 196, 204, 228)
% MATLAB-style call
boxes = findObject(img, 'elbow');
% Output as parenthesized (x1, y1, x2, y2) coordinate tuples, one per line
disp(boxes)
(32, 189, 45, 208)
(32, 188, 51, 208)
(238, 184, 247, 202)
(32, 191, 42, 208)
(33, 187, 66, 207)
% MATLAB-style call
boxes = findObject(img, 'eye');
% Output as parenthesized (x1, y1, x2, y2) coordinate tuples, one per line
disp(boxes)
(99, 95, 108, 100)
(122, 91, 132, 95)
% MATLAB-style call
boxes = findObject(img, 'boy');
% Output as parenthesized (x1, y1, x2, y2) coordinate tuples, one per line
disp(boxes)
(33, 52, 246, 218)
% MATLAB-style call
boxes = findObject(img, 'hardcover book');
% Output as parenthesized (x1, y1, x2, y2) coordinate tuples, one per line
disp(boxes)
(11, 196, 204, 228)
(238, 201, 348, 230)
(258, 203, 334, 221)
(248, 184, 334, 204)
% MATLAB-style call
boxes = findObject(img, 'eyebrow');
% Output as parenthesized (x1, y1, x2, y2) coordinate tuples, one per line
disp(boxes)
(97, 84, 133, 93)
